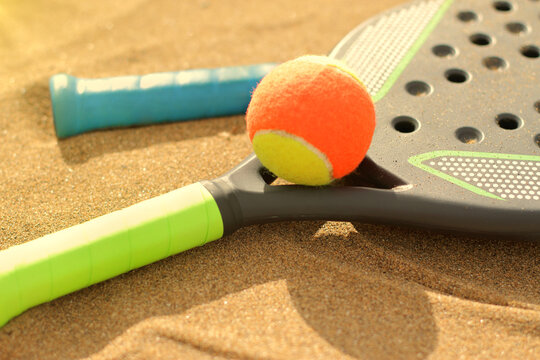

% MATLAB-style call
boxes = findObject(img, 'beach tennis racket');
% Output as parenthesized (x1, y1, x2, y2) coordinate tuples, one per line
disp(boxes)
(2, 0, 539, 328)
(49, 63, 276, 138)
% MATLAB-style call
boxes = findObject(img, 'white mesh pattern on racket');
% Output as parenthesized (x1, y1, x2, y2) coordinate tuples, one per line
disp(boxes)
(340, 0, 445, 96)
(429, 157, 540, 201)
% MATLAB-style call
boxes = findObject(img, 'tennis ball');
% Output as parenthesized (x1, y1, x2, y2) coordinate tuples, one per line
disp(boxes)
(246, 55, 376, 186)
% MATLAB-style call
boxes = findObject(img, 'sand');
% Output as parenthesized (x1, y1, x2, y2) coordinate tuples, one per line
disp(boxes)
(0, 0, 539, 359)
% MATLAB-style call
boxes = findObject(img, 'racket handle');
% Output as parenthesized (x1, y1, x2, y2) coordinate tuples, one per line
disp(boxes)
(49, 63, 276, 138)
(0, 182, 223, 327)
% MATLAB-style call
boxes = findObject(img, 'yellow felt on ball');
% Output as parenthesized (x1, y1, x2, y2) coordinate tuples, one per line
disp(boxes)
(246, 55, 376, 186)
(253, 130, 332, 186)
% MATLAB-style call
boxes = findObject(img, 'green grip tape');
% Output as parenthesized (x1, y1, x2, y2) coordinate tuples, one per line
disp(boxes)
(0, 182, 223, 327)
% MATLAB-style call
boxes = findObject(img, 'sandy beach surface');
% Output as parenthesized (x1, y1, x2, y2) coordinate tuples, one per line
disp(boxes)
(0, 0, 539, 359)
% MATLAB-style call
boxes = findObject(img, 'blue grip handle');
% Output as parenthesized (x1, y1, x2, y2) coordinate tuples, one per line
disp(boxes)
(49, 63, 276, 138)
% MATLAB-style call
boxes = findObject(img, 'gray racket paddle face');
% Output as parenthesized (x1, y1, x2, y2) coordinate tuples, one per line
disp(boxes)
(206, 0, 540, 238)
(332, 0, 540, 204)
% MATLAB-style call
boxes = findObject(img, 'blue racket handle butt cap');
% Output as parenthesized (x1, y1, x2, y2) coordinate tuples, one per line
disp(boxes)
(49, 63, 277, 138)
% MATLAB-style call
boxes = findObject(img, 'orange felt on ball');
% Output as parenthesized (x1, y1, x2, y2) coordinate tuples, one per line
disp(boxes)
(246, 55, 376, 182)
